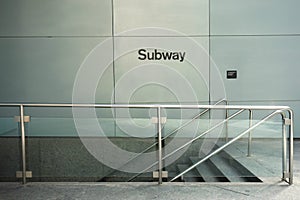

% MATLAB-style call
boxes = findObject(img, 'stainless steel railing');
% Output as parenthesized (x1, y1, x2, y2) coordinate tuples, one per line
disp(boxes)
(105, 99, 227, 179)
(170, 109, 293, 183)
(0, 103, 294, 185)
(127, 108, 245, 182)
(127, 107, 292, 183)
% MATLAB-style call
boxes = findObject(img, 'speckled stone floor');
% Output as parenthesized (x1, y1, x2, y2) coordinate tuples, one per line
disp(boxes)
(0, 140, 299, 200)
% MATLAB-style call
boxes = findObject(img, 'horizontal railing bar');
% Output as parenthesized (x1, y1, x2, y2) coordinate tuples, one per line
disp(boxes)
(0, 103, 291, 110)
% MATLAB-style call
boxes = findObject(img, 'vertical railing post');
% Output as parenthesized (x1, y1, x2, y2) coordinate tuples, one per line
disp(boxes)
(282, 117, 287, 180)
(247, 110, 253, 157)
(157, 106, 162, 184)
(288, 110, 294, 185)
(20, 104, 26, 184)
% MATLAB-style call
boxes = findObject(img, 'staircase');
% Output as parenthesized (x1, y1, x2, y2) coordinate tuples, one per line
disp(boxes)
(98, 142, 262, 183)
(97, 101, 292, 184)
(176, 149, 261, 182)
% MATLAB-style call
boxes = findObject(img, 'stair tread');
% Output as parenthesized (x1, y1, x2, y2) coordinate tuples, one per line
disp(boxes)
(190, 157, 229, 182)
(210, 151, 260, 182)
(210, 156, 245, 182)
(218, 143, 275, 177)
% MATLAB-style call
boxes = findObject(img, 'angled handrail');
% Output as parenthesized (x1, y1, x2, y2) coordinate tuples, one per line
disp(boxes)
(127, 109, 245, 181)
(170, 109, 293, 185)
(108, 99, 227, 176)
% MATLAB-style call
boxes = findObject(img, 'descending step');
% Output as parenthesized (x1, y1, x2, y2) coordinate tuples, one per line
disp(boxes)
(208, 151, 261, 182)
(209, 153, 246, 182)
(190, 157, 229, 182)
(218, 144, 271, 180)
(177, 164, 203, 182)
(98, 143, 262, 182)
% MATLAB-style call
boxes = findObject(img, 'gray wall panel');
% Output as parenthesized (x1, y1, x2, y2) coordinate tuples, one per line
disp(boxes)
(211, 0, 300, 35)
(0, 38, 113, 103)
(0, 0, 112, 36)
(114, 0, 208, 36)
(210, 36, 300, 101)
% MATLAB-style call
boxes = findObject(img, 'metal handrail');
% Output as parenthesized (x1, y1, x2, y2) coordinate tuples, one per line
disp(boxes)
(0, 103, 294, 185)
(170, 109, 293, 184)
(104, 99, 227, 178)
(127, 109, 246, 182)
(0, 103, 291, 110)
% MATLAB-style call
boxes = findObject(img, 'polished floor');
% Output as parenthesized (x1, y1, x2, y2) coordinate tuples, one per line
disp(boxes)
(0, 140, 299, 200)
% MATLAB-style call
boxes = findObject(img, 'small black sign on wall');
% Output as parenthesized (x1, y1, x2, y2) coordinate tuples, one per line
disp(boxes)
(227, 70, 237, 79)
